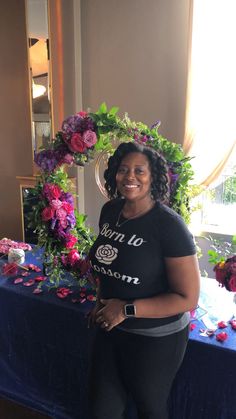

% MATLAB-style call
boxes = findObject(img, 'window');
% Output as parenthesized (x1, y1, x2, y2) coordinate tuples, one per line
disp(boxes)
(191, 149, 236, 235)
(184, 0, 236, 235)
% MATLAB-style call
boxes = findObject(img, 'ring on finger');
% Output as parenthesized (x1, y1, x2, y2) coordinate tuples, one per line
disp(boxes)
(103, 321, 109, 328)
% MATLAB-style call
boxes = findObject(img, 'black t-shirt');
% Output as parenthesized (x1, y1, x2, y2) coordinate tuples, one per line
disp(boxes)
(89, 199, 196, 328)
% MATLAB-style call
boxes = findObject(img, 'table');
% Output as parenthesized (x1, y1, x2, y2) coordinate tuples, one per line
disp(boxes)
(0, 249, 94, 419)
(0, 250, 236, 419)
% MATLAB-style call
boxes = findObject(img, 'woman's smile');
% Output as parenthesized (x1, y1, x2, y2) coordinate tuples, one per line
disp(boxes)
(116, 152, 152, 203)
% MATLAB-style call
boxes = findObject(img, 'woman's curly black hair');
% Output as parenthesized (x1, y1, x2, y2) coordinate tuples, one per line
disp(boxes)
(104, 142, 169, 202)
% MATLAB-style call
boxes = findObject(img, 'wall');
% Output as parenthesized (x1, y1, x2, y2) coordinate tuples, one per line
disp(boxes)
(80, 0, 191, 231)
(0, 0, 80, 241)
(0, 0, 192, 239)
(0, 0, 33, 240)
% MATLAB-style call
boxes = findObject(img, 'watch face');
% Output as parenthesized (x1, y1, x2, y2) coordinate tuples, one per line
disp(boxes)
(125, 304, 136, 317)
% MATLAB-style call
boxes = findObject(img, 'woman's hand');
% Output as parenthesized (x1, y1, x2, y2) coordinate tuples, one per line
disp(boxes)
(95, 298, 126, 331)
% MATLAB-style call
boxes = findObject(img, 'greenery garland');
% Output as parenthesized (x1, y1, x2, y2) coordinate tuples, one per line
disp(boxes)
(30, 103, 194, 287)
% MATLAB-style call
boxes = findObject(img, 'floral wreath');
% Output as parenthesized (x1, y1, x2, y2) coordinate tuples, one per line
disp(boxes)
(31, 103, 194, 287)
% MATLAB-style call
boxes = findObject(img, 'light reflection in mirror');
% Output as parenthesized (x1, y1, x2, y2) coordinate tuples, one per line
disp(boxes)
(26, 0, 51, 155)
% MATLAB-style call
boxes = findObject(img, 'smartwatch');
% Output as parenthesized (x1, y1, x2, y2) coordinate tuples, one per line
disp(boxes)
(124, 303, 136, 318)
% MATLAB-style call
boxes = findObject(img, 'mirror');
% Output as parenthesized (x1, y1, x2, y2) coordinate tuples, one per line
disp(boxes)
(26, 0, 52, 155)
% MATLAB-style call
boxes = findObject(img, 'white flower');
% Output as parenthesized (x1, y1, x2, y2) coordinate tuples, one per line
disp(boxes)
(95, 244, 118, 265)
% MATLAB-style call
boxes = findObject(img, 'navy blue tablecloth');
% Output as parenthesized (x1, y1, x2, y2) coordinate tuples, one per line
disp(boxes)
(0, 249, 236, 419)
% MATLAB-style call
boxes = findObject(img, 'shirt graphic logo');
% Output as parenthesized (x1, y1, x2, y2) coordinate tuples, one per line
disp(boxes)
(95, 244, 118, 265)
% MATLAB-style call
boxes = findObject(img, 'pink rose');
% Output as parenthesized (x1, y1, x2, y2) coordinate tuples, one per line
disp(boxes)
(50, 199, 62, 210)
(229, 274, 236, 291)
(50, 184, 61, 199)
(42, 207, 55, 221)
(61, 153, 74, 165)
(43, 183, 61, 200)
(68, 133, 87, 153)
(78, 111, 88, 118)
(56, 208, 67, 220)
(59, 218, 68, 229)
(82, 129, 97, 148)
(61, 201, 74, 214)
(65, 235, 78, 249)
(67, 249, 80, 266)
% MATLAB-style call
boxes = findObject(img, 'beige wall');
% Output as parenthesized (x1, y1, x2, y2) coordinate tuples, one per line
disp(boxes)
(0, 0, 33, 240)
(80, 0, 191, 231)
(0, 0, 79, 241)
(0, 0, 191, 240)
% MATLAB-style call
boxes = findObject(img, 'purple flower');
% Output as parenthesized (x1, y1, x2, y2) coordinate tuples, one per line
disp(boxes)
(169, 172, 179, 183)
(55, 226, 67, 239)
(61, 115, 95, 137)
(61, 192, 74, 205)
(50, 217, 57, 230)
(67, 213, 76, 228)
(150, 120, 161, 130)
(34, 150, 59, 172)
(61, 114, 83, 136)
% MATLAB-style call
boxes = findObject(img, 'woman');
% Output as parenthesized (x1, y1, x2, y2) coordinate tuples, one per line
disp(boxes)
(88, 142, 200, 419)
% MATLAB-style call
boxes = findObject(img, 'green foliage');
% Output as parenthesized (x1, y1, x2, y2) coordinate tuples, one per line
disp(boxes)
(222, 172, 236, 204)
(207, 235, 236, 265)
(32, 103, 197, 287)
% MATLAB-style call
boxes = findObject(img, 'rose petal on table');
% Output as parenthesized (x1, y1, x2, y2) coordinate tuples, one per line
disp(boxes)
(87, 294, 96, 301)
(80, 292, 86, 297)
(34, 267, 42, 272)
(58, 287, 72, 296)
(216, 332, 228, 342)
(56, 292, 67, 299)
(14, 277, 23, 284)
(56, 287, 72, 299)
(21, 272, 30, 277)
(23, 279, 35, 287)
(79, 298, 86, 304)
(217, 321, 227, 329)
(189, 323, 196, 331)
(34, 276, 47, 282)
(33, 288, 43, 294)
(229, 320, 236, 330)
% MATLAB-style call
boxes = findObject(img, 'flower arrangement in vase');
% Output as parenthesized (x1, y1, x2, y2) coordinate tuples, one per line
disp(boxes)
(208, 235, 236, 292)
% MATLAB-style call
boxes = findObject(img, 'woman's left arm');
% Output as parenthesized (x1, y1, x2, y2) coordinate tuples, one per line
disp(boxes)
(135, 254, 200, 318)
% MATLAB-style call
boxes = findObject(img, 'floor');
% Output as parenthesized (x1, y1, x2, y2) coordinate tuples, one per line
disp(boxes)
(0, 398, 51, 419)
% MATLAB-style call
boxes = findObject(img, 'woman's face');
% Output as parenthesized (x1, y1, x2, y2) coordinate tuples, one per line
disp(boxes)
(116, 152, 152, 202)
